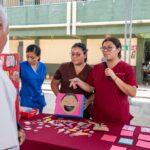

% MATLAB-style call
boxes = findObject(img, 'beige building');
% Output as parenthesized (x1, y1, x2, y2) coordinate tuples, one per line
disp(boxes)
(10, 38, 137, 75)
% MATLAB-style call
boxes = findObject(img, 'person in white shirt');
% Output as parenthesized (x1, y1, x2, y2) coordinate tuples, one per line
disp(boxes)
(0, 5, 25, 150)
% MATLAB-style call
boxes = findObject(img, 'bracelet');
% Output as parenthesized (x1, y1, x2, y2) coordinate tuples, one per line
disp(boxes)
(113, 76, 118, 82)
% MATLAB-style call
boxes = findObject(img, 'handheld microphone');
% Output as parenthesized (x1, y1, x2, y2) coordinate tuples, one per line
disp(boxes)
(102, 58, 112, 80)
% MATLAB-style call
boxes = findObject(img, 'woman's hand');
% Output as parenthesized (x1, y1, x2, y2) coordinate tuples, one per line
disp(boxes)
(69, 78, 94, 93)
(18, 128, 26, 145)
(104, 68, 117, 80)
(69, 77, 81, 89)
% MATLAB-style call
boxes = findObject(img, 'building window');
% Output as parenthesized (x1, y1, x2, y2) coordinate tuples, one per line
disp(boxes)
(20, 0, 23, 6)
(35, 0, 40, 5)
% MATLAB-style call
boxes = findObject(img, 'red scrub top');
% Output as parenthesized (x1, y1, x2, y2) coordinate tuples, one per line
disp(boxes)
(87, 61, 137, 124)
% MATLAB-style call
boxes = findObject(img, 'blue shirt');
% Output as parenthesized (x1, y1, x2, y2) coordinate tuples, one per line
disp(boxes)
(20, 61, 46, 110)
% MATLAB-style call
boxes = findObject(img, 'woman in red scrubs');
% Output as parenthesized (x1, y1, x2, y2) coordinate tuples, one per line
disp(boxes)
(70, 37, 137, 124)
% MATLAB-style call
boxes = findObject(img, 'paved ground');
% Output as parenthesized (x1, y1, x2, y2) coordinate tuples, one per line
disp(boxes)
(42, 80, 150, 127)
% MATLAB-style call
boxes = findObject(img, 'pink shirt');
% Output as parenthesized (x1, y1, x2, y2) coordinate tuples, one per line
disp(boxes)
(87, 61, 137, 124)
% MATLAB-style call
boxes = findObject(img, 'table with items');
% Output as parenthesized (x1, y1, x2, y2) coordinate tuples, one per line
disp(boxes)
(20, 114, 150, 150)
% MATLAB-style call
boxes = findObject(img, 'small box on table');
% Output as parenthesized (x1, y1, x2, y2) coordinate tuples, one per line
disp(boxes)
(20, 106, 38, 118)
(54, 93, 85, 118)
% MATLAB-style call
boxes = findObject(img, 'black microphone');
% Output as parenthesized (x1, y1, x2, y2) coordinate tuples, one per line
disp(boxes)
(102, 61, 112, 80)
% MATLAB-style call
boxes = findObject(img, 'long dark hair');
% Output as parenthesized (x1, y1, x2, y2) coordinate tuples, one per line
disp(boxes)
(102, 37, 122, 58)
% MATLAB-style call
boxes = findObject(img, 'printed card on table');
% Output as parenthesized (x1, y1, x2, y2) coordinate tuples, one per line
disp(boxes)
(110, 145, 127, 150)
(54, 93, 85, 118)
(120, 130, 133, 137)
(138, 133, 150, 142)
(101, 134, 117, 142)
(122, 125, 136, 131)
(136, 140, 150, 149)
(118, 137, 134, 145)
(141, 127, 150, 133)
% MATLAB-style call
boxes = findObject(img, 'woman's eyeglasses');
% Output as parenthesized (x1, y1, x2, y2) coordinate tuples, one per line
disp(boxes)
(100, 46, 115, 52)
(71, 53, 81, 57)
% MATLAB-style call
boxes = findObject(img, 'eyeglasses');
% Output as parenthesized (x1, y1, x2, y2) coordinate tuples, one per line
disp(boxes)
(71, 52, 81, 57)
(100, 46, 115, 52)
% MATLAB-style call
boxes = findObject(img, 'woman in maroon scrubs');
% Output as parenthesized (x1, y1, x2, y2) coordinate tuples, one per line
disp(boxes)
(70, 37, 137, 124)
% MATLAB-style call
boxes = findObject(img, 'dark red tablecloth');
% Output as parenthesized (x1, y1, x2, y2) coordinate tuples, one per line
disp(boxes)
(20, 114, 147, 150)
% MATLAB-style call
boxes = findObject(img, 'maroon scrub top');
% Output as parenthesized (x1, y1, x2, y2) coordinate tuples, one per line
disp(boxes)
(87, 61, 137, 124)
(53, 62, 92, 98)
